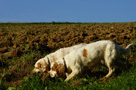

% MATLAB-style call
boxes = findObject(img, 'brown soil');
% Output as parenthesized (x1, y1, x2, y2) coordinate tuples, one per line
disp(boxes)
(0, 22, 136, 87)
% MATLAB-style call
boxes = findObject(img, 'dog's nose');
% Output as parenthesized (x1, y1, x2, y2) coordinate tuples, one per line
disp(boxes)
(31, 69, 41, 76)
(37, 71, 40, 74)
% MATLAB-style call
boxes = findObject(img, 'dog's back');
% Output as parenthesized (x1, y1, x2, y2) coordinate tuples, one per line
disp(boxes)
(64, 40, 112, 70)
(46, 43, 86, 62)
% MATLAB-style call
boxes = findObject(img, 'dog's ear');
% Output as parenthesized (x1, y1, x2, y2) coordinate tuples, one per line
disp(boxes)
(54, 58, 67, 78)
(51, 62, 58, 71)
(50, 61, 66, 78)
(57, 63, 66, 78)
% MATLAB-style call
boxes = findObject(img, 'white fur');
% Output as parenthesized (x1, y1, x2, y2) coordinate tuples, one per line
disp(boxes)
(31, 43, 86, 74)
(49, 40, 135, 81)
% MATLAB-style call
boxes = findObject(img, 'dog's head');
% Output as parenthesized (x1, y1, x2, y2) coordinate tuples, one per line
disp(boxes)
(31, 57, 50, 74)
(48, 59, 66, 79)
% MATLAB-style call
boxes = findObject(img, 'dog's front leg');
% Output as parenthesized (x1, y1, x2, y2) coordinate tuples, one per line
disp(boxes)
(65, 69, 79, 81)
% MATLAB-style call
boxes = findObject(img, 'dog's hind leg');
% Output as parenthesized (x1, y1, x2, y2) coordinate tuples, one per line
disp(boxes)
(100, 57, 116, 81)
(100, 63, 115, 81)
(103, 43, 117, 78)
(105, 64, 115, 78)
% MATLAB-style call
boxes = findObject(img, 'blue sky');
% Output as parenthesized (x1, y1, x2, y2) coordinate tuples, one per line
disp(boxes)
(0, 0, 136, 23)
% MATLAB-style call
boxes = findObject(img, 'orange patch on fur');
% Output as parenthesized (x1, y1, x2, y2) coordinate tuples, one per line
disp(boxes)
(51, 62, 66, 78)
(83, 48, 88, 58)
(51, 62, 58, 71)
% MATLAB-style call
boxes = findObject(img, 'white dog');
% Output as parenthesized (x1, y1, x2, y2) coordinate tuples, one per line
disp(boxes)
(48, 40, 135, 81)
(31, 43, 86, 74)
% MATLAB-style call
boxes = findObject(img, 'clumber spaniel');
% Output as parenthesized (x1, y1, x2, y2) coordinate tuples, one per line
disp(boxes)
(48, 40, 135, 81)
(31, 43, 86, 74)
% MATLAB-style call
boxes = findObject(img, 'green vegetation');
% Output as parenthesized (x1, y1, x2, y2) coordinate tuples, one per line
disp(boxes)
(16, 61, 136, 90)
(0, 71, 6, 90)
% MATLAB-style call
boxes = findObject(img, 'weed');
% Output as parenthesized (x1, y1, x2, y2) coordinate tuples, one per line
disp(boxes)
(0, 58, 9, 68)
(19, 52, 34, 61)
(132, 37, 136, 44)
(18, 75, 45, 90)
(0, 70, 6, 90)
(23, 44, 30, 51)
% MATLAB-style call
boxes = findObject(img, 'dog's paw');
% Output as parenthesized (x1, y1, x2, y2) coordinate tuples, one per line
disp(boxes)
(100, 77, 110, 82)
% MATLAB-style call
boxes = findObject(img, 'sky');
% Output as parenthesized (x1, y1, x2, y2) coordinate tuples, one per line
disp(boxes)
(0, 0, 136, 23)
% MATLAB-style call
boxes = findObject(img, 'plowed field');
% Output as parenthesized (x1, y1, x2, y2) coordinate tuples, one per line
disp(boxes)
(0, 22, 136, 87)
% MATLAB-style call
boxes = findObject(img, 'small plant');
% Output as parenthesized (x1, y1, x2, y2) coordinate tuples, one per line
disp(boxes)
(18, 74, 52, 90)
(23, 44, 30, 51)
(132, 37, 136, 44)
(19, 52, 34, 61)
(0, 70, 6, 90)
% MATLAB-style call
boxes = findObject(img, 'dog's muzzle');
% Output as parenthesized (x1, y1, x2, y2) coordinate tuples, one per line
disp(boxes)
(48, 71, 57, 78)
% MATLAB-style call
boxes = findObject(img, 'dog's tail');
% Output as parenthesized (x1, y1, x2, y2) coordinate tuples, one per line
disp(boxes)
(126, 43, 136, 50)
(115, 43, 135, 55)
(121, 43, 136, 55)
